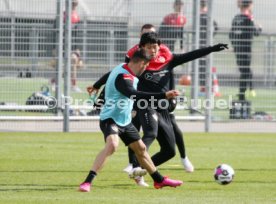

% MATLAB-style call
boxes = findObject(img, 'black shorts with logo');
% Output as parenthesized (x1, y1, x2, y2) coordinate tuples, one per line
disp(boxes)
(100, 118, 141, 146)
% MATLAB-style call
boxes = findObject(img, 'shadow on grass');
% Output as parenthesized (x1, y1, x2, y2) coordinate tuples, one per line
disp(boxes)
(0, 183, 77, 192)
(0, 170, 88, 173)
(0, 188, 58, 192)
(0, 183, 140, 192)
(1, 179, 275, 193)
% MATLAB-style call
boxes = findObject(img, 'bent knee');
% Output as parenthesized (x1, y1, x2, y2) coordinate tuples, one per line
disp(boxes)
(106, 141, 119, 154)
(162, 146, 176, 158)
(142, 132, 157, 145)
(169, 149, 176, 158)
(132, 141, 147, 157)
(144, 132, 157, 140)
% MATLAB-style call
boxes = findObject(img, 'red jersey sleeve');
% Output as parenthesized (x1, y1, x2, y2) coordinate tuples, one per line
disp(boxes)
(123, 74, 134, 82)
(126, 44, 139, 58)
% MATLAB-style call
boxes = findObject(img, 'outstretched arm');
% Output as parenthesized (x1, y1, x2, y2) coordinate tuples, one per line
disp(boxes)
(87, 72, 111, 95)
(115, 74, 178, 100)
(93, 72, 111, 89)
(169, 43, 228, 69)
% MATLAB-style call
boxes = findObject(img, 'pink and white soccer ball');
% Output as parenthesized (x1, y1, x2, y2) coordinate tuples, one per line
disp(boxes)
(214, 164, 235, 185)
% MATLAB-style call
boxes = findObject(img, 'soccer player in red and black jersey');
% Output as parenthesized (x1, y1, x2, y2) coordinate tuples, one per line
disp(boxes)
(125, 32, 226, 168)
(124, 25, 194, 177)
(88, 32, 227, 186)
(89, 25, 194, 182)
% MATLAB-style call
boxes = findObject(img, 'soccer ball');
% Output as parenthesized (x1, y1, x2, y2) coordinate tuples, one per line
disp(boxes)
(214, 164, 235, 185)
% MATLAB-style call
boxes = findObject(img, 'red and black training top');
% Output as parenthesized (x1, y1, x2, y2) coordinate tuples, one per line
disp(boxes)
(94, 45, 215, 93)
(125, 44, 214, 93)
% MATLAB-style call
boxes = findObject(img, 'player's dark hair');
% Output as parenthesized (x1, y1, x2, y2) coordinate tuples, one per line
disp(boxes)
(130, 49, 151, 63)
(200, 0, 207, 8)
(240, 0, 252, 8)
(174, 0, 184, 6)
(139, 32, 161, 47)
(140, 24, 155, 32)
(72, 0, 78, 7)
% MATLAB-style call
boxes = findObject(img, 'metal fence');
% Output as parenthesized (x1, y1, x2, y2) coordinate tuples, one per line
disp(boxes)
(0, 0, 275, 132)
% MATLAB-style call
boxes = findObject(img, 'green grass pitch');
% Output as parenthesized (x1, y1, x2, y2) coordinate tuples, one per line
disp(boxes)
(0, 132, 275, 204)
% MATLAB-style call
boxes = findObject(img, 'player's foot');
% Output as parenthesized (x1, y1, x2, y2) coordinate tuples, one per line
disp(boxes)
(79, 182, 91, 192)
(123, 163, 133, 173)
(134, 176, 149, 187)
(154, 176, 183, 189)
(181, 157, 194, 173)
(128, 167, 147, 179)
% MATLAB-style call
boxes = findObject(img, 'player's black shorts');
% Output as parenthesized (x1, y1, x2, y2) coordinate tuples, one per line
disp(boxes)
(99, 118, 141, 146)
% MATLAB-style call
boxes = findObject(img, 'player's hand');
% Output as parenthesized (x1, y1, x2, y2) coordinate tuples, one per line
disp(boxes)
(212, 43, 228, 52)
(165, 90, 180, 99)
(87, 86, 99, 95)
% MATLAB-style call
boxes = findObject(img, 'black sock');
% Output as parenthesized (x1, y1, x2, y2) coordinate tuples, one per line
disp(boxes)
(84, 170, 97, 183)
(150, 171, 164, 183)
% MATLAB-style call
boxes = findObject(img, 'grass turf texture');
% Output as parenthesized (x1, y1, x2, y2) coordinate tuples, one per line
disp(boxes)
(0, 132, 275, 204)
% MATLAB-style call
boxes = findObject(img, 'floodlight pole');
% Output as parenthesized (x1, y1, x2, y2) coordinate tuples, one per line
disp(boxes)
(55, 0, 64, 116)
(63, 0, 72, 132)
(191, 0, 200, 115)
(205, 0, 214, 132)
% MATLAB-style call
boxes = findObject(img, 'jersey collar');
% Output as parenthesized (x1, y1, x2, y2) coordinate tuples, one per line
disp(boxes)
(123, 63, 136, 76)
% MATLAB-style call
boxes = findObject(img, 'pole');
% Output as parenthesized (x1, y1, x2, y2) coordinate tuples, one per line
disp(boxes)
(205, 0, 214, 132)
(55, 0, 64, 116)
(63, 0, 72, 132)
(191, 0, 200, 114)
